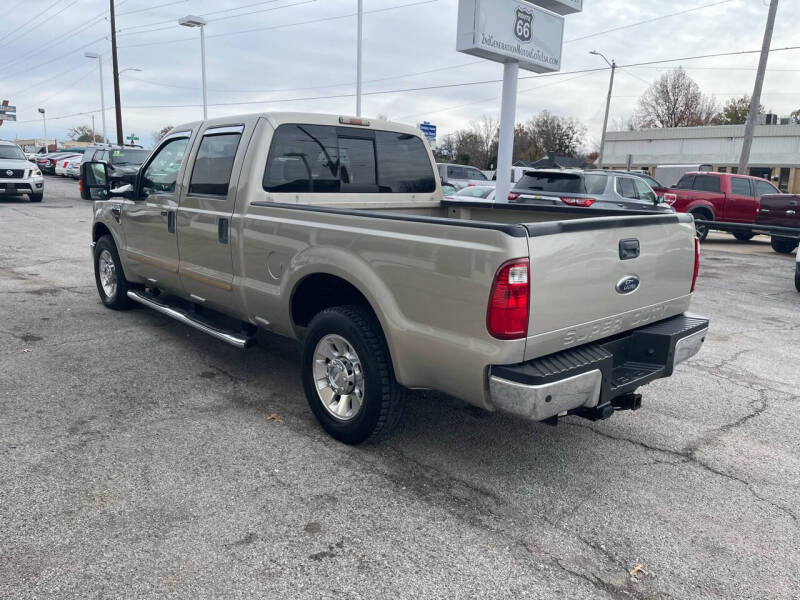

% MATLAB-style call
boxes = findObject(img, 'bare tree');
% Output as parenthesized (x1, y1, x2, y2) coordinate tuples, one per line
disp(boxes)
(153, 125, 174, 142)
(631, 68, 718, 129)
(714, 95, 764, 125)
(469, 115, 499, 169)
(529, 110, 586, 156)
(67, 125, 102, 143)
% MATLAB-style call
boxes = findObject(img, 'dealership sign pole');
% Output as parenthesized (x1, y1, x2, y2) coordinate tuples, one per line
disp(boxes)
(457, 0, 580, 203)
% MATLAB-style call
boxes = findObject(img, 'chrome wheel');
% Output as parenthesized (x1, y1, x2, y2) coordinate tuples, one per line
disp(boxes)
(98, 249, 117, 298)
(312, 334, 365, 421)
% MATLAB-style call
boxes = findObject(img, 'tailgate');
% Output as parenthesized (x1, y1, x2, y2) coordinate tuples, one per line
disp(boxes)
(758, 194, 800, 228)
(522, 214, 696, 361)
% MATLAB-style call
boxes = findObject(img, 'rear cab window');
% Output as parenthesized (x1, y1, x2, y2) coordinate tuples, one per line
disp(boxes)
(676, 174, 695, 189)
(263, 124, 435, 195)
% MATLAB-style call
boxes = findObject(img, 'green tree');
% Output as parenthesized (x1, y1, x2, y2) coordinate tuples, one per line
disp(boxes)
(714, 95, 764, 125)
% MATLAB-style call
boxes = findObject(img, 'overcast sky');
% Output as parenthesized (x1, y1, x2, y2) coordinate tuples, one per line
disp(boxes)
(2, 0, 799, 148)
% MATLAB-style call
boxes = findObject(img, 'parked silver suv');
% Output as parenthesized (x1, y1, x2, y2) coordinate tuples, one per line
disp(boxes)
(436, 162, 493, 190)
(508, 169, 674, 212)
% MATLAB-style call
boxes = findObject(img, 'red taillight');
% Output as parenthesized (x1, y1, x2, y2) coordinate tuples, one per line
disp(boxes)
(691, 237, 700, 292)
(561, 196, 596, 207)
(508, 192, 520, 201)
(487, 258, 530, 340)
(663, 193, 677, 205)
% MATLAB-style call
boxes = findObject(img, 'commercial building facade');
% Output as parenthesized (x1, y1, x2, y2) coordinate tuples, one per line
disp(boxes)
(603, 123, 800, 193)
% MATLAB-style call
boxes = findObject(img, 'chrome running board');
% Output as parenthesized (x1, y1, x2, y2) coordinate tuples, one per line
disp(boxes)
(127, 290, 255, 349)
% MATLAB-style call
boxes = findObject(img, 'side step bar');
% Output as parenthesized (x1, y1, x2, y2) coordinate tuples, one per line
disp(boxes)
(127, 290, 256, 349)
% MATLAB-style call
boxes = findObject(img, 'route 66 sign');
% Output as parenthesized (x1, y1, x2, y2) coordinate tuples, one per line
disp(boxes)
(514, 7, 533, 42)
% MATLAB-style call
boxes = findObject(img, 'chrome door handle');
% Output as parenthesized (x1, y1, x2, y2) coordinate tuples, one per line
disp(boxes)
(786, 210, 796, 216)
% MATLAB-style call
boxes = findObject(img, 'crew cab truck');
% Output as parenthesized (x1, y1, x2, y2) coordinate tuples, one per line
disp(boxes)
(669, 171, 780, 241)
(83, 113, 708, 444)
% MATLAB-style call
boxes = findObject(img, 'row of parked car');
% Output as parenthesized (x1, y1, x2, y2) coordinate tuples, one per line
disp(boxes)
(31, 144, 152, 182)
(439, 162, 798, 255)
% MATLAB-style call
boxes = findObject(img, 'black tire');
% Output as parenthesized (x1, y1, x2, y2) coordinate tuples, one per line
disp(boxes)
(690, 210, 711, 242)
(732, 231, 755, 241)
(93, 235, 135, 310)
(795, 266, 800, 293)
(29, 193, 43, 203)
(770, 236, 798, 254)
(302, 305, 405, 445)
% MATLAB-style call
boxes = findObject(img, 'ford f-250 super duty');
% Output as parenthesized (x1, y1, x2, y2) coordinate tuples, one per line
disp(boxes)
(82, 113, 708, 444)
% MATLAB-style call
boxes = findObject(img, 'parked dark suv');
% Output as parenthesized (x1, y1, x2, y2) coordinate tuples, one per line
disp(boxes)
(80, 145, 151, 186)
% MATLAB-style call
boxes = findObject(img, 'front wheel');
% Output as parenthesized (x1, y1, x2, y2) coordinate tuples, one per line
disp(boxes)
(732, 231, 755, 241)
(795, 266, 800, 293)
(690, 211, 710, 241)
(93, 235, 135, 309)
(302, 305, 405, 444)
(770, 236, 799, 254)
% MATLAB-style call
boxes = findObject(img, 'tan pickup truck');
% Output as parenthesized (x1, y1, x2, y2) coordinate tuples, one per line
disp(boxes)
(82, 113, 708, 444)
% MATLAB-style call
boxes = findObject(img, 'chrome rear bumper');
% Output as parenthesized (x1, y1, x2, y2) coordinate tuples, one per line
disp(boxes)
(488, 313, 708, 423)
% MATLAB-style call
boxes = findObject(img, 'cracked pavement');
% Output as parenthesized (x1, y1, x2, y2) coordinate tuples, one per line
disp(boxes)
(1, 177, 799, 599)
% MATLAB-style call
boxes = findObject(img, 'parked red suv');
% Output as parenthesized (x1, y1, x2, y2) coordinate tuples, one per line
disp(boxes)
(668, 172, 780, 240)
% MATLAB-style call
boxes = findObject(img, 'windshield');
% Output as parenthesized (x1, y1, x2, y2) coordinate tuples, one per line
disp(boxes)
(0, 145, 27, 160)
(516, 172, 583, 194)
(110, 149, 150, 165)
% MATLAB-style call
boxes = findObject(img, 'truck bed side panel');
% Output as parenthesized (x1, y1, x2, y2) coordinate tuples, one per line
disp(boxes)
(238, 204, 529, 407)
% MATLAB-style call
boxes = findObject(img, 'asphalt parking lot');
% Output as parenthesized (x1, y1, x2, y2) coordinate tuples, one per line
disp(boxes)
(2, 176, 798, 599)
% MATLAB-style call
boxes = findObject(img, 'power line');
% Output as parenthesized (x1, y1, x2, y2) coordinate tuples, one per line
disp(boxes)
(5, 61, 96, 98)
(564, 0, 736, 43)
(118, 0, 189, 16)
(119, 0, 286, 32)
(14, 46, 800, 124)
(3, 35, 108, 81)
(0, 0, 65, 48)
(119, 0, 439, 49)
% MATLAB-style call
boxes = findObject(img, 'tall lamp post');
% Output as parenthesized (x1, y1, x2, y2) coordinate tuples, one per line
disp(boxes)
(590, 50, 616, 169)
(356, 0, 363, 116)
(179, 15, 208, 120)
(84, 52, 106, 143)
(37, 108, 47, 151)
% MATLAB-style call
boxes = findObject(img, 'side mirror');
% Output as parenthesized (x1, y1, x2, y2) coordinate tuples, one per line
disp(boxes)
(80, 161, 110, 201)
(656, 195, 664, 204)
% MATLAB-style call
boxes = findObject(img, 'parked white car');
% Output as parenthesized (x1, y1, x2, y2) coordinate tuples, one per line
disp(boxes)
(55, 154, 81, 177)
(65, 156, 82, 179)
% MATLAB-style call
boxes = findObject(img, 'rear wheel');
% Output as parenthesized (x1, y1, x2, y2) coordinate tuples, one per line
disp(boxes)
(732, 231, 755, 241)
(770, 236, 798, 254)
(29, 192, 43, 203)
(690, 210, 711, 241)
(302, 305, 405, 444)
(93, 235, 135, 310)
(795, 266, 800, 293)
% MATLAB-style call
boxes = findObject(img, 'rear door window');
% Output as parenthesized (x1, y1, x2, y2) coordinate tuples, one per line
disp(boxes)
(516, 172, 582, 194)
(730, 177, 752, 196)
(448, 165, 468, 180)
(465, 167, 487, 181)
(694, 175, 721, 193)
(677, 174, 695, 189)
(189, 131, 242, 195)
(616, 177, 637, 199)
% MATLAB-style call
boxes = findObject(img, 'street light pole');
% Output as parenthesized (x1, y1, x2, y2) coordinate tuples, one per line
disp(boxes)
(591, 50, 615, 169)
(179, 15, 208, 120)
(738, 0, 779, 175)
(91, 114, 96, 143)
(84, 52, 106, 143)
(38, 108, 47, 151)
(356, 0, 363, 116)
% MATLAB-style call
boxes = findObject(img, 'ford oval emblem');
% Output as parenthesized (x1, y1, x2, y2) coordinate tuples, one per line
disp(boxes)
(616, 276, 640, 294)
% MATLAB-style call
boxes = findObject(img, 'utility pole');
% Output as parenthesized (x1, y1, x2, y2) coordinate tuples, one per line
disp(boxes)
(356, 0, 363, 117)
(591, 50, 615, 168)
(91, 114, 96, 143)
(109, 0, 123, 146)
(738, 0, 779, 175)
